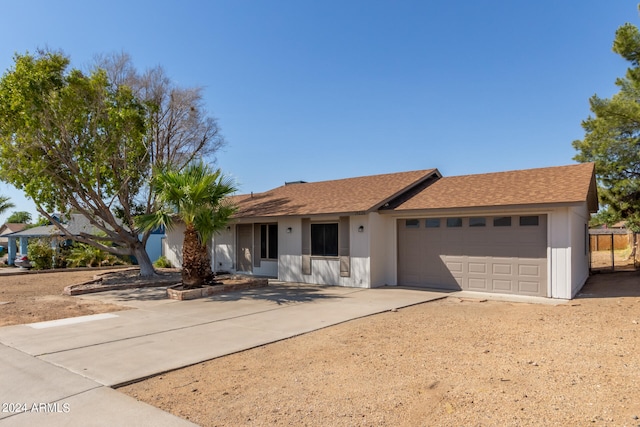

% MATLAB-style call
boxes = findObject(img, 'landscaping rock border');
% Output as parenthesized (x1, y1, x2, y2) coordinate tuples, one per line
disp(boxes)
(62, 269, 269, 298)
(167, 276, 269, 300)
(63, 268, 181, 295)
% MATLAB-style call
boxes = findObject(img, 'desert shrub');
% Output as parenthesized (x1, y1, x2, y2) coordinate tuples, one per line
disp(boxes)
(27, 239, 55, 270)
(66, 243, 128, 268)
(53, 244, 71, 269)
(153, 256, 172, 268)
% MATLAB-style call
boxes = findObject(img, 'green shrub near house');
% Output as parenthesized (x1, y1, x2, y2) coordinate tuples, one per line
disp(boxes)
(25, 239, 132, 270)
(65, 243, 128, 268)
(153, 256, 172, 268)
(27, 239, 55, 270)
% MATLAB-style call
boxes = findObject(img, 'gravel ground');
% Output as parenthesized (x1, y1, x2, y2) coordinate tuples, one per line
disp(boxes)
(120, 271, 640, 427)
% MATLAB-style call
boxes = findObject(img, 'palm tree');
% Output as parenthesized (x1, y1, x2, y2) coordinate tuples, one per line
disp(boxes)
(0, 195, 14, 217)
(137, 162, 237, 288)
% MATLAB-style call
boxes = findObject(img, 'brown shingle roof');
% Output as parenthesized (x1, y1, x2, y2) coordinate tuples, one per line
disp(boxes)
(0, 223, 28, 245)
(392, 163, 598, 212)
(0, 223, 27, 236)
(232, 169, 439, 218)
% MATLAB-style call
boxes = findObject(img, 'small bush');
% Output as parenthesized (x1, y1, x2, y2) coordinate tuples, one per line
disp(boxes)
(28, 239, 55, 270)
(153, 256, 172, 268)
(66, 243, 128, 268)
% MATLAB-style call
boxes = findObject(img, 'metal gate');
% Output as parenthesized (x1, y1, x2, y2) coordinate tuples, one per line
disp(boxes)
(589, 229, 637, 272)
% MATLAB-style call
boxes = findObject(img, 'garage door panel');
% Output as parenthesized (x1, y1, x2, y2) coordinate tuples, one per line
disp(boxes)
(492, 233, 514, 245)
(518, 281, 541, 294)
(518, 264, 541, 277)
(492, 279, 514, 292)
(518, 247, 546, 258)
(465, 234, 487, 247)
(398, 215, 547, 296)
(492, 262, 513, 275)
(468, 262, 487, 274)
(468, 277, 488, 290)
(445, 260, 464, 273)
(444, 246, 464, 256)
(449, 276, 464, 289)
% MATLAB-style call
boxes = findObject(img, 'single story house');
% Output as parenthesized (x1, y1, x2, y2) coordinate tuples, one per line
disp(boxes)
(163, 163, 598, 300)
(0, 223, 27, 250)
(5, 214, 164, 265)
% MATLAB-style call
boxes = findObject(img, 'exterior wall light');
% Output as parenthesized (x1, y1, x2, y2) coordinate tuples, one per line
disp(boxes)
(358, 225, 364, 232)
(287, 227, 292, 233)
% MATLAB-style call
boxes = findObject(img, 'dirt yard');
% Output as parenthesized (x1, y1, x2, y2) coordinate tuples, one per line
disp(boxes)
(591, 249, 637, 271)
(117, 271, 640, 427)
(3, 268, 640, 425)
(0, 268, 130, 326)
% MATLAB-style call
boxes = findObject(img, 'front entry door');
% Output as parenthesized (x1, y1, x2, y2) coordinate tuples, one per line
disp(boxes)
(237, 224, 253, 272)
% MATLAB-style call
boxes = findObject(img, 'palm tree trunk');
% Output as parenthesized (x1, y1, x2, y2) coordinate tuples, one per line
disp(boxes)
(182, 224, 214, 288)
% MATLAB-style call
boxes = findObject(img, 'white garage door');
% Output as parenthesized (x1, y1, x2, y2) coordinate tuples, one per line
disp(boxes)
(397, 215, 547, 297)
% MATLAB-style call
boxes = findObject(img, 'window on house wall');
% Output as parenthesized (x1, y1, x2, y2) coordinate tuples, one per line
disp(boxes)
(425, 218, 440, 228)
(519, 216, 539, 226)
(311, 223, 339, 256)
(469, 217, 486, 227)
(405, 219, 420, 228)
(260, 224, 278, 259)
(493, 216, 512, 227)
(446, 217, 463, 227)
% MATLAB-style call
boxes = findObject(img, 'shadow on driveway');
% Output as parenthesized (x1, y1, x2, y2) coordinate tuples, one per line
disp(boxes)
(202, 282, 347, 305)
(81, 282, 347, 306)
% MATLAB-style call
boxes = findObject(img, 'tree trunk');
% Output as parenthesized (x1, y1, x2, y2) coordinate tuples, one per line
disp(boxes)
(182, 224, 214, 288)
(132, 241, 156, 277)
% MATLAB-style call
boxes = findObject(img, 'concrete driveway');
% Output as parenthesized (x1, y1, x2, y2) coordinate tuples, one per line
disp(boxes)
(0, 281, 446, 426)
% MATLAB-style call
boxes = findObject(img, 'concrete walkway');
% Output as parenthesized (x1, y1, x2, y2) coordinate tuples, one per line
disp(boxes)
(0, 282, 446, 426)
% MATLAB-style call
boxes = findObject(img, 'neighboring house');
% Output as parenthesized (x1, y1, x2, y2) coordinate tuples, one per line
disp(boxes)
(610, 221, 628, 229)
(163, 163, 598, 300)
(4, 214, 163, 265)
(0, 223, 27, 250)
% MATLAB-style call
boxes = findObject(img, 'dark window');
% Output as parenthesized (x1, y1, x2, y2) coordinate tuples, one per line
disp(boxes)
(493, 216, 512, 227)
(260, 224, 278, 259)
(447, 217, 463, 227)
(519, 216, 539, 226)
(405, 219, 420, 228)
(469, 217, 486, 227)
(425, 218, 440, 228)
(311, 223, 339, 256)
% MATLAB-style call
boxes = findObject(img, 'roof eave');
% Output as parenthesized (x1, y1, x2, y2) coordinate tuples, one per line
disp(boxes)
(380, 201, 591, 216)
(370, 169, 442, 213)
(587, 168, 599, 213)
(232, 210, 369, 222)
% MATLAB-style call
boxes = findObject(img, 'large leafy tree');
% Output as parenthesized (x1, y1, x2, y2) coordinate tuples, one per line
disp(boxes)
(0, 51, 156, 274)
(573, 7, 640, 230)
(137, 162, 237, 288)
(0, 50, 226, 276)
(6, 211, 31, 224)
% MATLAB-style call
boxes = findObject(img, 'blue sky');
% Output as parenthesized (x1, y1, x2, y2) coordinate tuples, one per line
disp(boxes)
(0, 1, 636, 223)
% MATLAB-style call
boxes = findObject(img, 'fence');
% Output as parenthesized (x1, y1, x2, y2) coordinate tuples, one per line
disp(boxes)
(589, 229, 636, 271)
